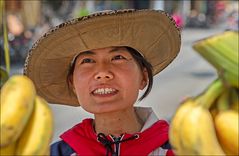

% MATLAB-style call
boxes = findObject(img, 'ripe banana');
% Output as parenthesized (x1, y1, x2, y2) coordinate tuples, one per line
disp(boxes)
(214, 110, 239, 155)
(169, 99, 197, 155)
(0, 75, 36, 147)
(44, 146, 50, 156)
(16, 96, 54, 155)
(179, 104, 225, 155)
(0, 142, 16, 155)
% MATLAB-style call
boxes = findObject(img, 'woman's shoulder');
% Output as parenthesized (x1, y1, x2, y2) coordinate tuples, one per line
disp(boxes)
(50, 140, 76, 156)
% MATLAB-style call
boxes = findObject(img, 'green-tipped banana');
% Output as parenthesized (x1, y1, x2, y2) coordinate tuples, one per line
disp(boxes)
(196, 79, 224, 109)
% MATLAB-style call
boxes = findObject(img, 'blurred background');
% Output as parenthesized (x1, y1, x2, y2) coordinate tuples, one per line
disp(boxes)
(1, 0, 238, 143)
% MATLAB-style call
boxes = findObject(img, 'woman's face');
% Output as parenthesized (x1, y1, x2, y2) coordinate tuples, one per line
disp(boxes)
(72, 47, 148, 114)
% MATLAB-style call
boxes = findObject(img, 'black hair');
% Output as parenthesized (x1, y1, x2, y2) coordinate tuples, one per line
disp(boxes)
(125, 47, 153, 101)
(66, 46, 153, 101)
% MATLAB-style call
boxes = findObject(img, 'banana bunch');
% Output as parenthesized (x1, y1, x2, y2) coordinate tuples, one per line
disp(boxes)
(170, 79, 238, 155)
(0, 75, 54, 155)
(169, 31, 239, 155)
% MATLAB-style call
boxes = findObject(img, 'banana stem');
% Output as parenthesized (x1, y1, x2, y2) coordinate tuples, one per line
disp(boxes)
(196, 79, 224, 109)
(217, 89, 230, 111)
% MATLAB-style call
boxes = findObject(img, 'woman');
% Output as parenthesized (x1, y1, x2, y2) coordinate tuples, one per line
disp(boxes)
(24, 9, 181, 156)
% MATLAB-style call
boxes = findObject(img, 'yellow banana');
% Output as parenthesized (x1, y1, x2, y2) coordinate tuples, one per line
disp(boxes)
(169, 99, 197, 155)
(179, 104, 225, 155)
(44, 146, 50, 156)
(0, 75, 36, 147)
(16, 96, 54, 155)
(0, 142, 16, 155)
(214, 110, 239, 155)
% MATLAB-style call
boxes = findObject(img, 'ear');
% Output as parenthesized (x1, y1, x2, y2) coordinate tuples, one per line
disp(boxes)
(139, 68, 148, 90)
(72, 86, 76, 94)
(69, 75, 77, 94)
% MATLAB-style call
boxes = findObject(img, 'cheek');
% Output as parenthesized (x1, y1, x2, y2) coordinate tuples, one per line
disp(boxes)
(72, 70, 90, 95)
(118, 63, 144, 89)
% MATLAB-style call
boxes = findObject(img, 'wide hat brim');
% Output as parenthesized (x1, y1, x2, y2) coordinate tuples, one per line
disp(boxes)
(24, 9, 181, 106)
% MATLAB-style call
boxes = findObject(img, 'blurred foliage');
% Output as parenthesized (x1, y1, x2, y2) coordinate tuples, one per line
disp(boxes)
(1, 0, 11, 77)
(44, 0, 64, 11)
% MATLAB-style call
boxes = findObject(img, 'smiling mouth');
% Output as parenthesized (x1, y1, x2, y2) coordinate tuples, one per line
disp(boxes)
(92, 88, 118, 95)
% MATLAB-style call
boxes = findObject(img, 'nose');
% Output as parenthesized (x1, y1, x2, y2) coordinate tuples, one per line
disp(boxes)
(94, 71, 113, 81)
(95, 73, 113, 80)
(94, 65, 113, 81)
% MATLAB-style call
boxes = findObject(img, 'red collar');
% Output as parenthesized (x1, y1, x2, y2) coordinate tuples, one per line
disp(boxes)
(60, 118, 169, 155)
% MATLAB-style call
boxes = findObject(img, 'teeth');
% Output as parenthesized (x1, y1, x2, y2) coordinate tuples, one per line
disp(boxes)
(93, 88, 116, 95)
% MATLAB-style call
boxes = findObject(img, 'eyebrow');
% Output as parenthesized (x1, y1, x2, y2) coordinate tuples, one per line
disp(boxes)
(76, 51, 95, 58)
(77, 47, 125, 57)
(109, 47, 125, 53)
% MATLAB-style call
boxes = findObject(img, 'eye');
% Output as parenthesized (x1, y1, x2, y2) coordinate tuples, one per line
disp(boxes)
(112, 55, 126, 60)
(80, 58, 95, 64)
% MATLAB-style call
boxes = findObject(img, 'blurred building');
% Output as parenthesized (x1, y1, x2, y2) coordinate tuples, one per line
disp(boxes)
(4, 0, 237, 29)
(152, 0, 238, 29)
(4, 0, 42, 31)
(1, 0, 238, 66)
(1, 0, 42, 64)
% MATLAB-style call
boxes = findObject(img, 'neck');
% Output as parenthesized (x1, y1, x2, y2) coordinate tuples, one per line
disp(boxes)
(94, 107, 142, 137)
